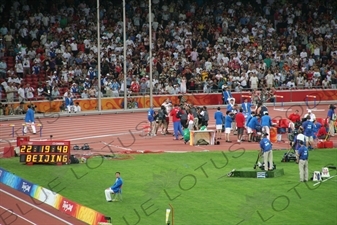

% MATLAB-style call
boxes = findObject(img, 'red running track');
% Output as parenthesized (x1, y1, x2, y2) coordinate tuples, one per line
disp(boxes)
(0, 183, 87, 225)
(0, 104, 335, 153)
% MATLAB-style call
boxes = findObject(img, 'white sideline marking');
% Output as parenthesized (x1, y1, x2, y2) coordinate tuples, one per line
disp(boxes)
(0, 189, 74, 225)
(69, 132, 141, 141)
(0, 205, 37, 224)
(313, 175, 337, 186)
(0, 131, 142, 145)
(100, 141, 131, 151)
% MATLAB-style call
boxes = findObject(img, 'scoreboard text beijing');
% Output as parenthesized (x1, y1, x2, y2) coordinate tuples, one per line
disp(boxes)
(19, 141, 71, 165)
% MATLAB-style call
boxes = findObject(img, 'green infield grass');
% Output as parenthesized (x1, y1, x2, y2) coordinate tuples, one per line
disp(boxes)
(1, 149, 337, 225)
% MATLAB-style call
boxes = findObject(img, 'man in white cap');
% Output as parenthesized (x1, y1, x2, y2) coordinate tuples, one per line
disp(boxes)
(303, 110, 316, 122)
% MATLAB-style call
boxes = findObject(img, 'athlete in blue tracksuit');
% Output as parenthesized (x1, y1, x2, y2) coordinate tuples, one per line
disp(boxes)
(24, 105, 36, 134)
(260, 133, 273, 171)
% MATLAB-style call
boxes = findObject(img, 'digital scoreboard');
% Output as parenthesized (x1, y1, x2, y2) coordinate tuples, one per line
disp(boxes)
(19, 141, 71, 165)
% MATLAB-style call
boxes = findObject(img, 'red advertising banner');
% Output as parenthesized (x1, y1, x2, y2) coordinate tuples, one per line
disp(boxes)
(57, 196, 80, 217)
(4, 89, 337, 112)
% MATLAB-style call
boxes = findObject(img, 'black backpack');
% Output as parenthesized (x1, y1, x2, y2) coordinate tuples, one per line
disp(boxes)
(176, 110, 182, 119)
(70, 155, 80, 164)
(158, 109, 164, 120)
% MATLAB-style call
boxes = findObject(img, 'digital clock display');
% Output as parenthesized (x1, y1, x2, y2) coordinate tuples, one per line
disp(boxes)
(20, 145, 69, 153)
(19, 141, 71, 165)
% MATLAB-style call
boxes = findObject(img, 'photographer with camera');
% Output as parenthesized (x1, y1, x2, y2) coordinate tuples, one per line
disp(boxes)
(327, 104, 336, 137)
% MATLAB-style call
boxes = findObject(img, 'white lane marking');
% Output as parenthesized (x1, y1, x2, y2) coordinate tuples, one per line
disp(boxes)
(0, 189, 74, 225)
(0, 205, 37, 225)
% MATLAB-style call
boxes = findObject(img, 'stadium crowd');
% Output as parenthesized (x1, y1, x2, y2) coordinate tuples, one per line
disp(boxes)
(0, 0, 337, 108)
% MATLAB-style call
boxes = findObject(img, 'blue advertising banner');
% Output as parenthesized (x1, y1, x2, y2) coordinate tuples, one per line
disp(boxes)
(2, 171, 21, 189)
(17, 179, 37, 196)
(0, 167, 9, 183)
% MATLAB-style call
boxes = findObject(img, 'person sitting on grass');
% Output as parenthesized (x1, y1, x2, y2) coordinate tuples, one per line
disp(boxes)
(183, 125, 190, 144)
(105, 172, 123, 202)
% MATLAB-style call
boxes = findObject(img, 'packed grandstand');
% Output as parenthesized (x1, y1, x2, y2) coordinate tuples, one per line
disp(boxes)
(0, 0, 337, 105)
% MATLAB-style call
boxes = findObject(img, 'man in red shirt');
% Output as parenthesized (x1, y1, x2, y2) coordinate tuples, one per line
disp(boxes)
(317, 125, 328, 139)
(170, 104, 184, 140)
(288, 110, 301, 123)
(235, 108, 246, 143)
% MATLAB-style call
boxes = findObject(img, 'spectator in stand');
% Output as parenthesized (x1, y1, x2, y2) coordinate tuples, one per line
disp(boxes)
(51, 87, 60, 99)
(1, 0, 337, 107)
(25, 83, 34, 100)
(0, 58, 7, 79)
(5, 82, 16, 102)
(17, 84, 25, 102)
